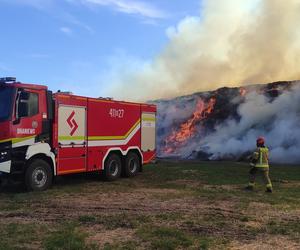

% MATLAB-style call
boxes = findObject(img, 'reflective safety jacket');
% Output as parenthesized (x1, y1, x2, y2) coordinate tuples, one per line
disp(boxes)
(253, 147, 269, 168)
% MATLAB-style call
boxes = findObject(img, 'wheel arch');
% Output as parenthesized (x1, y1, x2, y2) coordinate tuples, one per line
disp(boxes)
(25, 143, 56, 176)
(26, 154, 55, 177)
(105, 150, 123, 163)
(102, 147, 143, 170)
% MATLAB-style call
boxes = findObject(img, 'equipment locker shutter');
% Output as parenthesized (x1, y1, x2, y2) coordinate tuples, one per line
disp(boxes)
(141, 112, 156, 151)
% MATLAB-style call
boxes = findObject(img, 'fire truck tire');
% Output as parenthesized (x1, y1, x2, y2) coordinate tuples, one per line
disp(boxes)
(124, 152, 140, 177)
(25, 159, 53, 191)
(104, 154, 122, 181)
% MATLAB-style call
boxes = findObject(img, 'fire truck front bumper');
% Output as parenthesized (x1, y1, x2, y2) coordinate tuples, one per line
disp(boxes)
(0, 160, 11, 174)
(0, 141, 12, 174)
(0, 160, 11, 187)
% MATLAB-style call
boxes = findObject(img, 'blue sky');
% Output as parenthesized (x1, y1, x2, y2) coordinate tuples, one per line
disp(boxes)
(0, 0, 201, 98)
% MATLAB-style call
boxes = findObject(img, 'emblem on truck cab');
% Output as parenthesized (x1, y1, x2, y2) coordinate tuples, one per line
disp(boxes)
(67, 111, 78, 136)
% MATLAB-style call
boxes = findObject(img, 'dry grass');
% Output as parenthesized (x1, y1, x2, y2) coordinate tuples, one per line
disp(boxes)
(0, 161, 300, 249)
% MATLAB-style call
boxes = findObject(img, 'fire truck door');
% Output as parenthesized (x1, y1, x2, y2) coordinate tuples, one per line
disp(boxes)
(57, 105, 87, 175)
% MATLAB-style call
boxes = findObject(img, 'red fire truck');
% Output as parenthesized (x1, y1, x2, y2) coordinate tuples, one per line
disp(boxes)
(0, 77, 156, 191)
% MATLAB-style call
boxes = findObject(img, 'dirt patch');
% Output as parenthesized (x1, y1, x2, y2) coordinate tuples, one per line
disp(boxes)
(0, 187, 244, 244)
(245, 221, 263, 230)
(166, 179, 201, 188)
(87, 228, 135, 247)
(202, 184, 240, 191)
(0, 189, 209, 223)
(245, 202, 300, 223)
(230, 236, 300, 250)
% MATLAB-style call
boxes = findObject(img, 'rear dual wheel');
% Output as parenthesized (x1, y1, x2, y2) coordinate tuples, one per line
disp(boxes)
(104, 154, 122, 181)
(124, 152, 140, 177)
(104, 152, 141, 181)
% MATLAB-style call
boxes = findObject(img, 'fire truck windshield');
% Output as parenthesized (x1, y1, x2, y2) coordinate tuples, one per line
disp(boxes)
(0, 86, 15, 122)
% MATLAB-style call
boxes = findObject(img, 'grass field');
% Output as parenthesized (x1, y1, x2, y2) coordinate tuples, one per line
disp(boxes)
(0, 161, 300, 250)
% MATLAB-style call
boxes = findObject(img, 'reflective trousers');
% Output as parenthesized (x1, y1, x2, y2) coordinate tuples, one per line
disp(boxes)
(248, 167, 272, 189)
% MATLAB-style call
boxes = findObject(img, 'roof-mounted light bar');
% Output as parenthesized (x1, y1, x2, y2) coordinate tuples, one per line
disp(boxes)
(0, 77, 16, 83)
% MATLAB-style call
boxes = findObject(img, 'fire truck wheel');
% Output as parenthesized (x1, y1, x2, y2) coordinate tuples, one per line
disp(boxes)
(25, 159, 53, 191)
(104, 154, 122, 181)
(124, 152, 140, 177)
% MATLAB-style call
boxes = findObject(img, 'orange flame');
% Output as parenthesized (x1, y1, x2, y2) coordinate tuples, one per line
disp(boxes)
(163, 97, 216, 154)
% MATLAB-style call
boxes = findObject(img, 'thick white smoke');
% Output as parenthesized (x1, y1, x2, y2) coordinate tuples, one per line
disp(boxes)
(109, 0, 300, 101)
(201, 84, 300, 163)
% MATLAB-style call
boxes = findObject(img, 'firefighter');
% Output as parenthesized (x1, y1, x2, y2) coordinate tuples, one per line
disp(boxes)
(246, 137, 273, 193)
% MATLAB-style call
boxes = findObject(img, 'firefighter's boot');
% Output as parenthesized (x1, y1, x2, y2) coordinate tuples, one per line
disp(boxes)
(245, 183, 255, 191)
(265, 184, 273, 193)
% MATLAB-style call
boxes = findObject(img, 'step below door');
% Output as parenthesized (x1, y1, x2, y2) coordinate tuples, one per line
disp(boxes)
(57, 105, 87, 175)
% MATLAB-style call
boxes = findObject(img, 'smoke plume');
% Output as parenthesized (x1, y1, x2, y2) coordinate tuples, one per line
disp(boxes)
(109, 0, 300, 101)
(199, 85, 300, 163)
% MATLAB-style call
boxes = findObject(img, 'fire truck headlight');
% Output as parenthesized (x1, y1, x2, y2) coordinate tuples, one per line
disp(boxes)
(0, 151, 9, 161)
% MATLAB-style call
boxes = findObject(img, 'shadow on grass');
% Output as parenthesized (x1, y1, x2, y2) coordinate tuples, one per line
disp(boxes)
(0, 172, 105, 194)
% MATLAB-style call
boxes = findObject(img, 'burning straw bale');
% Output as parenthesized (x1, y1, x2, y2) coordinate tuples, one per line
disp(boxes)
(154, 81, 300, 163)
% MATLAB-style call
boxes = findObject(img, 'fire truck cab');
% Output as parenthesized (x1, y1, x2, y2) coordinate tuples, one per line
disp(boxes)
(0, 77, 156, 191)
